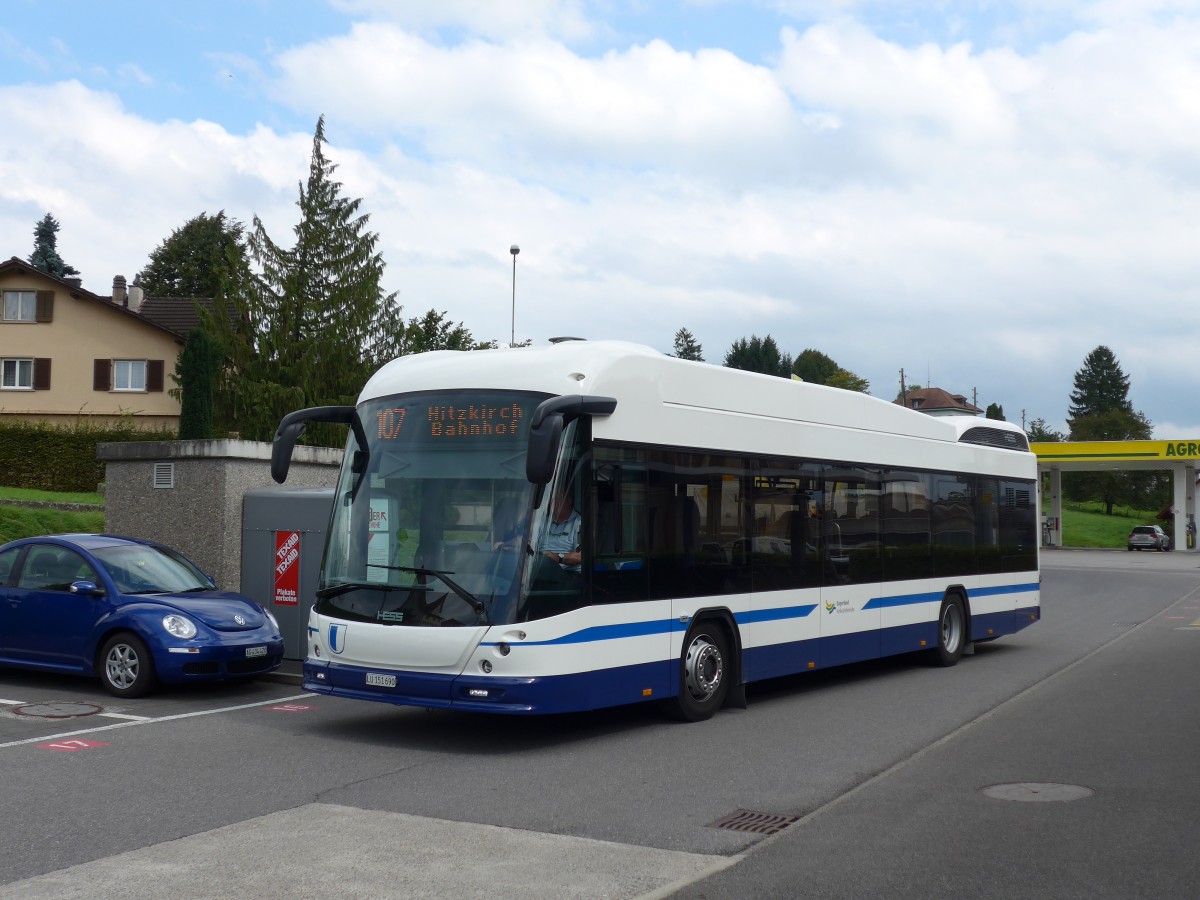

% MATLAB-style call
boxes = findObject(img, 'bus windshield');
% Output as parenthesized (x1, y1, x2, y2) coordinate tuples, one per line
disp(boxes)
(317, 388, 550, 627)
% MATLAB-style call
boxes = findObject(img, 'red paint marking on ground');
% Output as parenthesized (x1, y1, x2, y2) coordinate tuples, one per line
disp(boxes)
(39, 739, 108, 752)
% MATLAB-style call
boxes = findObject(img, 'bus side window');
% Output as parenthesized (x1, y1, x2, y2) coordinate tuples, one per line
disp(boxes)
(590, 457, 648, 602)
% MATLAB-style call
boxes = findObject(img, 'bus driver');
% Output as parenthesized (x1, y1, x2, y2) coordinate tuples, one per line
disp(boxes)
(540, 486, 581, 572)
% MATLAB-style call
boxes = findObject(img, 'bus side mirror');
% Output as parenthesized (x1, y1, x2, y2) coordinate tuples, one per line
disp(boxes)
(525, 395, 618, 485)
(526, 415, 564, 484)
(272, 405, 359, 483)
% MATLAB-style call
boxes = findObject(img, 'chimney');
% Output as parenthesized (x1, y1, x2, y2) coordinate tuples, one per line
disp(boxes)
(128, 274, 144, 312)
(112, 275, 128, 307)
(64, 277, 82, 288)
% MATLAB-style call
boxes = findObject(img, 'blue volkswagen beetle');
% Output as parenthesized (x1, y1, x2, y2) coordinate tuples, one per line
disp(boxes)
(0, 534, 284, 697)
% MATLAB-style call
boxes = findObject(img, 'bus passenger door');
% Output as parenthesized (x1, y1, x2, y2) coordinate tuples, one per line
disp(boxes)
(820, 469, 882, 666)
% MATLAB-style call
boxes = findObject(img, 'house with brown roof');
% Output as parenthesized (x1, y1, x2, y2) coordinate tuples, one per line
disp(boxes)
(0, 258, 187, 429)
(894, 387, 982, 417)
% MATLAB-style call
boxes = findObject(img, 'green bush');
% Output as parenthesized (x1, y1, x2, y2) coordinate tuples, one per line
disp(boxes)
(0, 420, 176, 493)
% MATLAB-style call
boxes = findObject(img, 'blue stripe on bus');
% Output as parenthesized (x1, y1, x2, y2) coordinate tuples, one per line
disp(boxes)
(489, 602, 820, 648)
(734, 604, 818, 625)
(495, 618, 676, 647)
(863, 582, 1039, 610)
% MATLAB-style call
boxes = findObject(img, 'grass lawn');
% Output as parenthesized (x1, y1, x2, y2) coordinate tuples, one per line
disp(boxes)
(1058, 500, 1166, 549)
(0, 486, 106, 543)
(0, 486, 104, 506)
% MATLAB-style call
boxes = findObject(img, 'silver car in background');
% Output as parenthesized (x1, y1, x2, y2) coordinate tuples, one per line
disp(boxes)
(1127, 525, 1169, 551)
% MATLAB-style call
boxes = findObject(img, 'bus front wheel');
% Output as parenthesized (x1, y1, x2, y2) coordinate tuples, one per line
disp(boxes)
(927, 595, 966, 667)
(665, 622, 730, 722)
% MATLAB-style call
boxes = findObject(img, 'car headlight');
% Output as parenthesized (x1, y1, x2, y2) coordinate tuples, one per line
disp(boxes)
(162, 614, 197, 639)
(265, 610, 280, 631)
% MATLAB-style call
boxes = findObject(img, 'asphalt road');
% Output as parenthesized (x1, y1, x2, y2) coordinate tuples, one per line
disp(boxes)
(0, 548, 1197, 899)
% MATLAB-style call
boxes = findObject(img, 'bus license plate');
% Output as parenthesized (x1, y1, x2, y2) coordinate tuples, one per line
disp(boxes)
(245, 646, 267, 658)
(366, 673, 397, 688)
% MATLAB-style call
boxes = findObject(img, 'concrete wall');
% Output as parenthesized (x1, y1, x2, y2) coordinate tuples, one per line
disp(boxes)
(99, 439, 342, 592)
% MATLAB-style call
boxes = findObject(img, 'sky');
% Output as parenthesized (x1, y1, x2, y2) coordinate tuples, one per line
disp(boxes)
(2, 0, 1197, 437)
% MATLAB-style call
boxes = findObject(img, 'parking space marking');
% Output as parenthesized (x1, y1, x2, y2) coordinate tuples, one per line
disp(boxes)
(96, 712, 152, 721)
(0, 692, 313, 750)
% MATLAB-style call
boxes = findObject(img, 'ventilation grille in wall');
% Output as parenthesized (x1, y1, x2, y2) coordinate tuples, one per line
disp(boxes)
(153, 462, 175, 489)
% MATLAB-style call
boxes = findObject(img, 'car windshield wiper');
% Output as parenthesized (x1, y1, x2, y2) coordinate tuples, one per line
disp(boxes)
(366, 564, 489, 622)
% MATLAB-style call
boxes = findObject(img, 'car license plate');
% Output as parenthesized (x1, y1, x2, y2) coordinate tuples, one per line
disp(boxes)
(366, 673, 397, 688)
(245, 646, 267, 658)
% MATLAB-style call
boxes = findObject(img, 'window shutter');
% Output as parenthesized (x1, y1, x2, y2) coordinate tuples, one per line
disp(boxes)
(33, 358, 51, 390)
(93, 359, 111, 391)
(147, 359, 165, 392)
(35, 291, 54, 323)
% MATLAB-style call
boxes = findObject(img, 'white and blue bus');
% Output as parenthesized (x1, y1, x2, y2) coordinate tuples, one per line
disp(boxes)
(272, 340, 1039, 721)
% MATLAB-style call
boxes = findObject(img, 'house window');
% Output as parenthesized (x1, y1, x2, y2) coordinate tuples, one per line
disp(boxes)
(94, 358, 163, 392)
(113, 360, 147, 392)
(2, 291, 36, 322)
(1, 358, 32, 389)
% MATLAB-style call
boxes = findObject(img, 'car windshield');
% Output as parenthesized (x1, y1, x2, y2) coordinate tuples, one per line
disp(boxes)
(93, 544, 215, 594)
(317, 388, 548, 627)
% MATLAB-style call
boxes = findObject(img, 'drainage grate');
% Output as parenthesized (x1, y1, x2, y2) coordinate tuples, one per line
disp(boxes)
(13, 702, 103, 719)
(1111, 622, 1141, 629)
(707, 809, 800, 835)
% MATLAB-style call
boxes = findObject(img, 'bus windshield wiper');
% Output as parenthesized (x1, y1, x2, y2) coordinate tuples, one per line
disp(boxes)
(366, 564, 489, 621)
(315, 580, 413, 601)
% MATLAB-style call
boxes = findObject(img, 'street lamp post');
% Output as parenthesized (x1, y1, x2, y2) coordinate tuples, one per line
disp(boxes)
(510, 244, 520, 347)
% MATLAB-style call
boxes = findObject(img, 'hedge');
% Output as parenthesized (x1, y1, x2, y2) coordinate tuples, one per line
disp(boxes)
(0, 420, 177, 493)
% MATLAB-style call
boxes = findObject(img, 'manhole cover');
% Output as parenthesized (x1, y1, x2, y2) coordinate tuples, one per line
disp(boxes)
(13, 702, 103, 719)
(980, 782, 1094, 803)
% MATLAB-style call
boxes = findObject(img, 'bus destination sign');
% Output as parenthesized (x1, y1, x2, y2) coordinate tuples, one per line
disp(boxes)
(375, 399, 530, 443)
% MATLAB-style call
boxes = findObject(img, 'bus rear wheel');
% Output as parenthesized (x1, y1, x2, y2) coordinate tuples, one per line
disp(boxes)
(927, 595, 966, 667)
(665, 622, 730, 722)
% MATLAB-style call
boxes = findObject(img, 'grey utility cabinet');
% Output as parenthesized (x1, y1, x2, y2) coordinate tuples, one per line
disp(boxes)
(241, 486, 335, 661)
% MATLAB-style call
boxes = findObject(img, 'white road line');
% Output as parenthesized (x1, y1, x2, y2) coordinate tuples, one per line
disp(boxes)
(96, 712, 152, 721)
(0, 699, 25, 705)
(0, 693, 313, 750)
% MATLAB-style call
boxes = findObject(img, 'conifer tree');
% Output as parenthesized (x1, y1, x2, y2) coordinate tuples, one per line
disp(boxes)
(28, 213, 79, 278)
(671, 327, 704, 361)
(208, 116, 405, 443)
(723, 335, 793, 378)
(1063, 346, 1153, 513)
(175, 328, 223, 439)
(1067, 345, 1133, 433)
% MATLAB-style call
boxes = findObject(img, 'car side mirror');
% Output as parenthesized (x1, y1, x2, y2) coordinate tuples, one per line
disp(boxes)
(69, 580, 104, 596)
